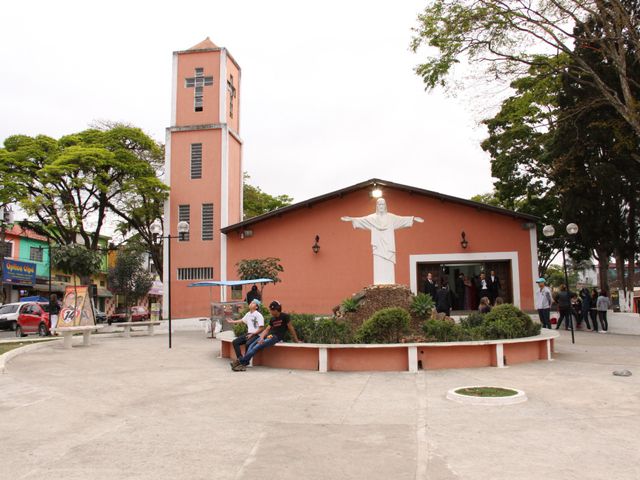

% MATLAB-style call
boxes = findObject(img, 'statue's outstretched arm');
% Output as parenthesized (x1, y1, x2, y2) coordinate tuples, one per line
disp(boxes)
(414, 217, 425, 223)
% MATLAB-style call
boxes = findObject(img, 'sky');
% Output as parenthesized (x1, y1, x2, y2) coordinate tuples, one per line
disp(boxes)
(0, 0, 498, 204)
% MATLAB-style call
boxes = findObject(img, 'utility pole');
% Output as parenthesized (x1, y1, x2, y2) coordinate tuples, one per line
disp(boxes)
(0, 205, 14, 304)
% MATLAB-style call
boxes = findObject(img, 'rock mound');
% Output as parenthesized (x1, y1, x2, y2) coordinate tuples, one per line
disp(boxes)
(338, 284, 420, 331)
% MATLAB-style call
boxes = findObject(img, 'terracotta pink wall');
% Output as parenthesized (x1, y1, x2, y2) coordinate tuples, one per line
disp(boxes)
(227, 135, 243, 228)
(170, 129, 222, 318)
(328, 348, 408, 371)
(225, 188, 535, 315)
(225, 56, 240, 133)
(175, 50, 221, 125)
(420, 345, 495, 369)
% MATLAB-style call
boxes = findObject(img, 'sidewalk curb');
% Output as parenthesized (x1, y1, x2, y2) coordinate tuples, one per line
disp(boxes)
(0, 339, 62, 374)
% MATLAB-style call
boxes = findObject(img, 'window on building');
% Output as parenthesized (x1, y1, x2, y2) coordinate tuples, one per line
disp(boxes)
(227, 75, 237, 118)
(178, 205, 190, 241)
(29, 246, 44, 262)
(0, 241, 12, 257)
(202, 203, 214, 241)
(55, 274, 71, 283)
(191, 143, 202, 179)
(231, 285, 243, 300)
(185, 67, 213, 112)
(177, 267, 214, 281)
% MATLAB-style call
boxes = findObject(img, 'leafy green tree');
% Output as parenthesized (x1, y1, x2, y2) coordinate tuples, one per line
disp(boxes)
(236, 257, 283, 296)
(243, 173, 293, 219)
(0, 125, 168, 259)
(51, 244, 103, 309)
(412, 0, 640, 146)
(107, 244, 155, 321)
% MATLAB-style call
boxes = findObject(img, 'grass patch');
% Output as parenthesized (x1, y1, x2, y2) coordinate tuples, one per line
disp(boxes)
(0, 339, 56, 355)
(455, 387, 518, 397)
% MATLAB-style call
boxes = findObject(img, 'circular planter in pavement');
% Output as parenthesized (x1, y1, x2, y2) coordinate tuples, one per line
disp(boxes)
(446, 386, 528, 405)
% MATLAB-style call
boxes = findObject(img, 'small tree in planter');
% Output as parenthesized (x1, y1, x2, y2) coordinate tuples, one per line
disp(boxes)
(108, 245, 154, 321)
(236, 257, 283, 297)
(51, 244, 103, 312)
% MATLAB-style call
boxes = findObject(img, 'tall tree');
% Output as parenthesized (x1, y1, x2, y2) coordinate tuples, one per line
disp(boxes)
(412, 0, 640, 149)
(0, 125, 168, 263)
(243, 173, 293, 219)
(108, 244, 155, 321)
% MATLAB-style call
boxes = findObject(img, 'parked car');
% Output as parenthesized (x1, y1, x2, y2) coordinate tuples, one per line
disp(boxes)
(94, 309, 107, 324)
(0, 302, 22, 331)
(15, 302, 51, 337)
(107, 306, 150, 324)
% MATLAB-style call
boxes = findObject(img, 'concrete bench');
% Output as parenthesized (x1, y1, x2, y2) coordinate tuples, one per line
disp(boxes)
(113, 321, 161, 337)
(54, 325, 105, 349)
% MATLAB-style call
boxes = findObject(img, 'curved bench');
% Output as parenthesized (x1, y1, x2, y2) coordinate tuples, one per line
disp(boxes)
(218, 329, 559, 372)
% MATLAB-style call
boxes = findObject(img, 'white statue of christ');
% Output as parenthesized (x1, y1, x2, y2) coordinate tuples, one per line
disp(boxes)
(341, 198, 424, 285)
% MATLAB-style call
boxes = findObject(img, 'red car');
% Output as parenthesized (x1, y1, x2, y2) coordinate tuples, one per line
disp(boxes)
(15, 302, 51, 337)
(107, 306, 150, 324)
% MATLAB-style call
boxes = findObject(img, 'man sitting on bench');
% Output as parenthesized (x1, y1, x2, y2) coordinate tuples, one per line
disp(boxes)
(226, 299, 265, 362)
(231, 300, 301, 372)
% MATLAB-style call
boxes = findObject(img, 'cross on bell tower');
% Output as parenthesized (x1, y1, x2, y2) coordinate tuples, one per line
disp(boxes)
(227, 74, 237, 118)
(164, 37, 244, 318)
(185, 68, 213, 112)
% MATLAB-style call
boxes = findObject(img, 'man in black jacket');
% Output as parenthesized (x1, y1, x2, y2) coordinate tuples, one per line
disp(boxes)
(487, 270, 501, 304)
(424, 272, 438, 301)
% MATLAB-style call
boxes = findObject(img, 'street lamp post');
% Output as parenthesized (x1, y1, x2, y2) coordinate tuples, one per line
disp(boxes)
(543, 222, 579, 344)
(150, 220, 190, 349)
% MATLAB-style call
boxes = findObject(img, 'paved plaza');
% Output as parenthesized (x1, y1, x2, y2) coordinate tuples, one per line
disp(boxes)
(0, 328, 638, 480)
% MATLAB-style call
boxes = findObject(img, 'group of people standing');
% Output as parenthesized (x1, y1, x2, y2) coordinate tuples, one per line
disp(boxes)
(535, 278, 612, 332)
(424, 270, 503, 316)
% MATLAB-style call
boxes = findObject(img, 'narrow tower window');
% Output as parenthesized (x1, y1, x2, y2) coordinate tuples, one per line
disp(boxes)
(227, 75, 237, 118)
(178, 205, 190, 241)
(185, 68, 213, 112)
(190, 143, 202, 179)
(202, 203, 214, 241)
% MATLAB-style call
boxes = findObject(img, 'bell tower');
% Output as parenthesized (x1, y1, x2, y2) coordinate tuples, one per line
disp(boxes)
(163, 37, 243, 319)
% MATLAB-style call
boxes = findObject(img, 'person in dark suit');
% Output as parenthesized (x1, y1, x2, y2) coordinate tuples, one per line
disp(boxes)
(435, 283, 453, 316)
(454, 273, 465, 310)
(476, 272, 490, 308)
(488, 270, 501, 305)
(424, 272, 438, 301)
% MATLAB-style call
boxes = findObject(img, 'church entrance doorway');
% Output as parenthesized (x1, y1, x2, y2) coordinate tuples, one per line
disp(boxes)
(417, 260, 512, 311)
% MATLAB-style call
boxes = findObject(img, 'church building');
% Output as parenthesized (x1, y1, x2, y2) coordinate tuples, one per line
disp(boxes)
(163, 39, 540, 318)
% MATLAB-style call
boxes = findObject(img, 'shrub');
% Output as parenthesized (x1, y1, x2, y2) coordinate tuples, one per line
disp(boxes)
(355, 307, 411, 343)
(460, 312, 485, 329)
(482, 304, 540, 339)
(341, 297, 359, 313)
(410, 293, 434, 319)
(290, 314, 317, 342)
(233, 322, 248, 337)
(423, 319, 469, 342)
(310, 318, 354, 344)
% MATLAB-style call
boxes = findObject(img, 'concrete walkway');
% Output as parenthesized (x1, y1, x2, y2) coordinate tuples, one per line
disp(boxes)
(0, 329, 638, 479)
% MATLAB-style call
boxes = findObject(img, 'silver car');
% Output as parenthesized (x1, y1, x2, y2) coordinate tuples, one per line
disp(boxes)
(0, 303, 22, 331)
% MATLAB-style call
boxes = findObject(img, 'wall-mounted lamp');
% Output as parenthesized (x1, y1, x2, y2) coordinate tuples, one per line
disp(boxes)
(460, 231, 468, 249)
(371, 188, 383, 199)
(312, 235, 320, 254)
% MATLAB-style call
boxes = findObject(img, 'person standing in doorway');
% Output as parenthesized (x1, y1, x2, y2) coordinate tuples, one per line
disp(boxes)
(435, 283, 453, 316)
(555, 284, 572, 330)
(424, 272, 438, 302)
(488, 270, 501, 305)
(476, 273, 490, 308)
(534, 278, 553, 329)
(454, 272, 465, 310)
(596, 290, 612, 333)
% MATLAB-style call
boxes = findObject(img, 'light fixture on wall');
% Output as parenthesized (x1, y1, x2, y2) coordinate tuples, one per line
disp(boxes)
(460, 231, 468, 249)
(371, 187, 383, 198)
(312, 235, 320, 254)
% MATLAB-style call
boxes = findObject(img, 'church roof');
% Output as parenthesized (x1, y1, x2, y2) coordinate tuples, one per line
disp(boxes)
(221, 178, 539, 234)
(187, 37, 219, 50)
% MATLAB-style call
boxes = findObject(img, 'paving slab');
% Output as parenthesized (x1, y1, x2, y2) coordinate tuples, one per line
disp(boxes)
(0, 329, 638, 479)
